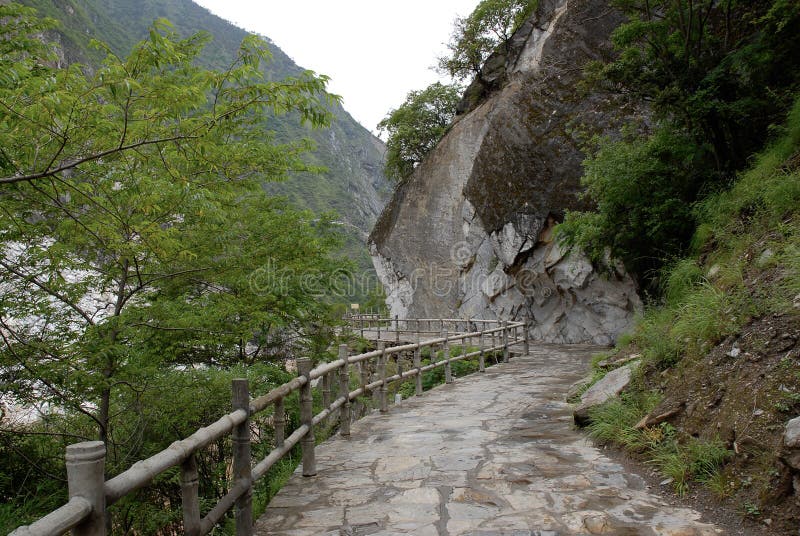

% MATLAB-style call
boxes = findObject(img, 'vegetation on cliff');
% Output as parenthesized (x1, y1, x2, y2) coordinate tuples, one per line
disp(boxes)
(436, 0, 537, 83)
(378, 82, 461, 181)
(559, 0, 800, 291)
(379, 0, 537, 181)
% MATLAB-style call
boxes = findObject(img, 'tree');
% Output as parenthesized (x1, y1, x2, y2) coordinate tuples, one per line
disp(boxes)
(377, 82, 461, 181)
(597, 0, 800, 177)
(0, 5, 347, 527)
(437, 0, 537, 83)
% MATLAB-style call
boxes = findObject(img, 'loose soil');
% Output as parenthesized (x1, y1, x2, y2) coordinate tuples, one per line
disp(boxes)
(618, 311, 800, 535)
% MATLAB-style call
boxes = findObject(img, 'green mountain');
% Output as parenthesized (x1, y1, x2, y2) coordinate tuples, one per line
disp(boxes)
(18, 0, 390, 287)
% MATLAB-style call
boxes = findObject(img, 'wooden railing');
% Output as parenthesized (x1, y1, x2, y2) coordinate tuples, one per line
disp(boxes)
(10, 318, 528, 536)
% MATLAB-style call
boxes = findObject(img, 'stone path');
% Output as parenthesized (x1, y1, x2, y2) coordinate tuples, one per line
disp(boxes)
(255, 345, 722, 536)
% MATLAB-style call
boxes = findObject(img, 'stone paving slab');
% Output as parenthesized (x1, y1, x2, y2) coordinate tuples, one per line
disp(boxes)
(255, 345, 722, 536)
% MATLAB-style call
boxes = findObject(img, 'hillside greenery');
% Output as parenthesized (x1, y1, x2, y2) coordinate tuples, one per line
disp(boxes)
(583, 94, 799, 505)
(558, 0, 800, 292)
(0, 3, 354, 532)
(559, 0, 800, 523)
(15, 0, 390, 297)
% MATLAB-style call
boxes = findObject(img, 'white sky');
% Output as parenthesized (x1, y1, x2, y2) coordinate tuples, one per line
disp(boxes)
(193, 1, 480, 136)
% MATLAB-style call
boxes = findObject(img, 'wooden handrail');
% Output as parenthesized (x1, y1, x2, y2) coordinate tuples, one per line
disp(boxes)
(10, 318, 529, 536)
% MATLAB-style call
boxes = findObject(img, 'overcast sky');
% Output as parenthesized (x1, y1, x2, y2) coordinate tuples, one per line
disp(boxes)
(193, 0, 480, 136)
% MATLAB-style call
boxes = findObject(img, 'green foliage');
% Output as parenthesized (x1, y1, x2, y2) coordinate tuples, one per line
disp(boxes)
(0, 3, 58, 86)
(586, 98, 798, 501)
(1, 364, 295, 533)
(623, 115, 800, 365)
(438, 0, 538, 82)
(588, 394, 731, 497)
(557, 126, 707, 287)
(16, 0, 391, 269)
(604, 0, 800, 175)
(648, 434, 732, 497)
(587, 391, 660, 449)
(0, 4, 350, 531)
(560, 0, 800, 290)
(378, 82, 461, 181)
(662, 258, 705, 307)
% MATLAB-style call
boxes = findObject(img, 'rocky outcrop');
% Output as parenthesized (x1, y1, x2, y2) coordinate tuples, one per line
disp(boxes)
(573, 362, 639, 426)
(369, 0, 643, 344)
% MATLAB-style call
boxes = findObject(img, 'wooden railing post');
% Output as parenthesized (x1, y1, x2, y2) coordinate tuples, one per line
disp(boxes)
(180, 454, 201, 536)
(338, 344, 351, 436)
(443, 329, 453, 384)
(523, 320, 530, 355)
(502, 321, 510, 363)
(378, 343, 388, 413)
(414, 333, 423, 396)
(479, 331, 486, 372)
(322, 372, 332, 423)
(274, 397, 285, 448)
(360, 317, 364, 338)
(231, 379, 252, 536)
(360, 351, 370, 400)
(297, 358, 317, 477)
(66, 441, 106, 536)
(395, 314, 400, 343)
(377, 318, 381, 340)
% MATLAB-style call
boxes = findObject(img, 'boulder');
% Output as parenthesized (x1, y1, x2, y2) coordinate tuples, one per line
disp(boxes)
(573, 363, 638, 426)
(782, 416, 800, 470)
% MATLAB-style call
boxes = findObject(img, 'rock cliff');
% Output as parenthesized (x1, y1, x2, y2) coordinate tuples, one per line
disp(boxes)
(369, 0, 643, 345)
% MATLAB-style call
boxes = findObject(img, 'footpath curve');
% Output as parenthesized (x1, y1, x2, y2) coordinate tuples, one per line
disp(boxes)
(255, 345, 721, 535)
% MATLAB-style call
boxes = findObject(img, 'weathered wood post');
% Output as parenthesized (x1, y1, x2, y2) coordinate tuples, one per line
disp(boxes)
(443, 329, 453, 384)
(360, 316, 365, 338)
(66, 441, 106, 536)
(395, 314, 400, 343)
(360, 351, 370, 400)
(478, 331, 486, 372)
(297, 358, 317, 477)
(338, 345, 351, 436)
(502, 321, 510, 363)
(274, 397, 285, 448)
(377, 317, 381, 340)
(322, 372, 332, 423)
(378, 343, 388, 413)
(523, 320, 530, 355)
(414, 332, 423, 396)
(231, 379, 253, 536)
(181, 454, 201, 536)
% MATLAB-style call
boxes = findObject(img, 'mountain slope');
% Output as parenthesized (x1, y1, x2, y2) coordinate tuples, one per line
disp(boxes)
(19, 0, 390, 278)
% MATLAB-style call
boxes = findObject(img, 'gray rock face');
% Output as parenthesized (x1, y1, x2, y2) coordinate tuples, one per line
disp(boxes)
(370, 0, 643, 344)
(782, 416, 800, 470)
(573, 363, 638, 426)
